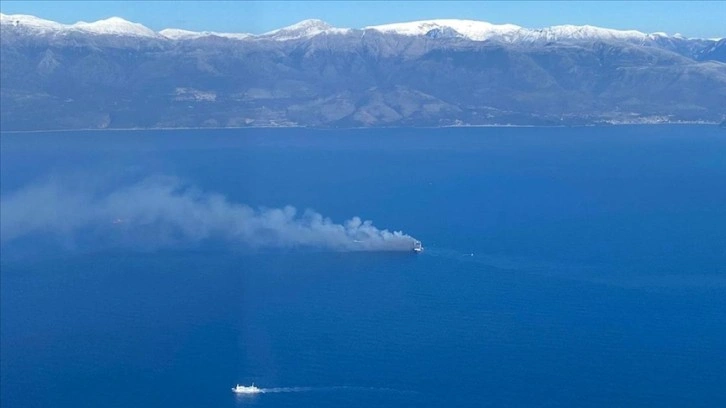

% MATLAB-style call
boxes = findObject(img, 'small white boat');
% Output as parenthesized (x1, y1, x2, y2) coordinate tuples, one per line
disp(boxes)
(232, 383, 262, 394)
(412, 240, 423, 253)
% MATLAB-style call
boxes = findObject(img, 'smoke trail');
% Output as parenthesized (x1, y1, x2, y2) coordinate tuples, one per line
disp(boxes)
(0, 175, 417, 252)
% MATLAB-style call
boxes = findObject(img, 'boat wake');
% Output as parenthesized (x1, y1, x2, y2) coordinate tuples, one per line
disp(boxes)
(256, 387, 315, 393)
(234, 385, 413, 395)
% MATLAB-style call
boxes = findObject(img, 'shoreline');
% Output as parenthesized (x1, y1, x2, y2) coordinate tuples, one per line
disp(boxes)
(0, 121, 720, 135)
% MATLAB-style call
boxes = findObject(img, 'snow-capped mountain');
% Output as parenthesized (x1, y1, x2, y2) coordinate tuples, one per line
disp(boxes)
(4, 13, 716, 44)
(0, 13, 65, 34)
(2, 13, 725, 131)
(365, 19, 523, 41)
(259, 19, 351, 41)
(72, 17, 158, 37)
(159, 28, 251, 41)
(364, 19, 674, 44)
(0, 13, 161, 38)
(157, 19, 349, 41)
(519, 25, 649, 43)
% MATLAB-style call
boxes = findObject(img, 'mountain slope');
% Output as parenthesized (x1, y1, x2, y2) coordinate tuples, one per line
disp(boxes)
(1, 14, 725, 130)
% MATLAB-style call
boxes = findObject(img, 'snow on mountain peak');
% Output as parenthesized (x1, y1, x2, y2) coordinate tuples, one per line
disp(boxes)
(0, 13, 65, 33)
(0, 13, 160, 38)
(3, 13, 718, 44)
(158, 28, 201, 40)
(366, 19, 523, 41)
(262, 19, 350, 40)
(366, 19, 658, 43)
(161, 19, 338, 41)
(529, 24, 647, 42)
(73, 17, 158, 37)
(279, 19, 333, 31)
(159, 28, 250, 41)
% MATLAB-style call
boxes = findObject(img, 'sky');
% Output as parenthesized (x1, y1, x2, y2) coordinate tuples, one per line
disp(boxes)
(1, 1, 725, 39)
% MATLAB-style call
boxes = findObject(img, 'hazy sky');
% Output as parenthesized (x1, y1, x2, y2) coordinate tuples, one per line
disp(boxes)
(1, 1, 725, 38)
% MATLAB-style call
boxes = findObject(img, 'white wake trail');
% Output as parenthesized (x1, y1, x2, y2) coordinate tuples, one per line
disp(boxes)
(245, 385, 415, 394)
(257, 387, 315, 393)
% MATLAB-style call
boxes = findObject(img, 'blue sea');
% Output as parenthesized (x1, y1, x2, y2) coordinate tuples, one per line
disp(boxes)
(1, 126, 725, 407)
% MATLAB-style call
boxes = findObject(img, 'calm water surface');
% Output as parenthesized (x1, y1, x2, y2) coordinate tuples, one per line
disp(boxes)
(2, 126, 725, 407)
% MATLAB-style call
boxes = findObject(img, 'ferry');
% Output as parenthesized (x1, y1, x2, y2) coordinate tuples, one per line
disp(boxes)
(232, 383, 262, 394)
(412, 240, 423, 253)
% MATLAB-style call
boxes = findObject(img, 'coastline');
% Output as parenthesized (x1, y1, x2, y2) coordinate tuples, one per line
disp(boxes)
(0, 121, 720, 135)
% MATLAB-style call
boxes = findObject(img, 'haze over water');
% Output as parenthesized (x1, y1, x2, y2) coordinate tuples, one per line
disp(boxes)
(1, 126, 725, 407)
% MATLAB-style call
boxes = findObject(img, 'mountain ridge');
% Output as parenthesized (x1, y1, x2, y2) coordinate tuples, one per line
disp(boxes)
(2, 13, 721, 42)
(1, 13, 725, 131)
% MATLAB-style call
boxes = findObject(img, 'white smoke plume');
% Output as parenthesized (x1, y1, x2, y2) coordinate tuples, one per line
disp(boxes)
(0, 175, 417, 252)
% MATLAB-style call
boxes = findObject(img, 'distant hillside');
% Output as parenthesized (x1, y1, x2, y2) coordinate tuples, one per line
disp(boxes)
(1, 14, 725, 131)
